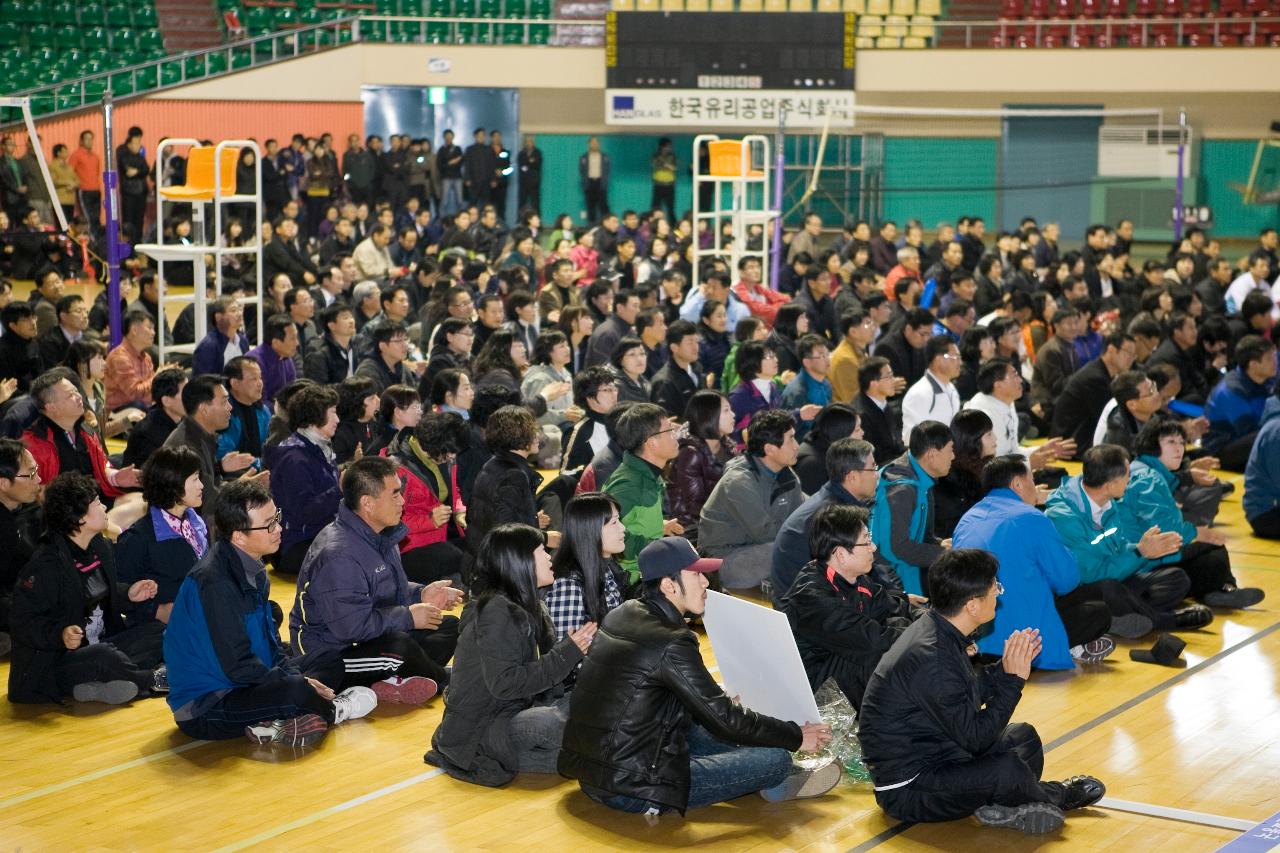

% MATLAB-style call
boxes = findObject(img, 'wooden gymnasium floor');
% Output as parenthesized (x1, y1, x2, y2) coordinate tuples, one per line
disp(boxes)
(3, 281, 1278, 850)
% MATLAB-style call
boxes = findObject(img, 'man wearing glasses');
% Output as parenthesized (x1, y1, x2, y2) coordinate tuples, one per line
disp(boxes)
(0, 439, 42, 657)
(164, 479, 378, 747)
(859, 548, 1106, 835)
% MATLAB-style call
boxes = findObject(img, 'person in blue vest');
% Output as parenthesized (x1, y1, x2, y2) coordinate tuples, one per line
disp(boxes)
(1244, 390, 1280, 539)
(953, 455, 1119, 669)
(163, 479, 377, 748)
(870, 420, 954, 596)
(1044, 444, 1213, 632)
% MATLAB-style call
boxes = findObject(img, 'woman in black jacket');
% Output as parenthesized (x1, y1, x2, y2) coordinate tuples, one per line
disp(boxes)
(472, 327, 527, 394)
(466, 405, 557, 564)
(794, 403, 862, 495)
(610, 336, 651, 404)
(954, 325, 995, 403)
(767, 303, 810, 377)
(116, 446, 208, 628)
(668, 390, 734, 543)
(426, 523, 595, 787)
(8, 473, 164, 705)
(331, 375, 380, 464)
(697, 300, 732, 385)
(932, 409, 995, 539)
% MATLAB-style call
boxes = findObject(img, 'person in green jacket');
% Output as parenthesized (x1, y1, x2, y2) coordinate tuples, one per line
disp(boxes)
(1044, 443, 1212, 632)
(1127, 420, 1264, 610)
(602, 403, 684, 582)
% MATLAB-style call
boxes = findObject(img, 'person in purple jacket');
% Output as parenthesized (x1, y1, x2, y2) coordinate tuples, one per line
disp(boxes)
(265, 384, 343, 576)
(288, 456, 462, 707)
(247, 313, 299, 411)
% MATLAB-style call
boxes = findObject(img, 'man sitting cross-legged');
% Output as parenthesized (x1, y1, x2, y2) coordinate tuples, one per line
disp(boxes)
(858, 548, 1106, 835)
(290, 456, 462, 706)
(163, 479, 377, 747)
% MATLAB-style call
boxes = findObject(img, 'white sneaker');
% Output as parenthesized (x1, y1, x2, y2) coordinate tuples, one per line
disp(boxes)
(331, 686, 378, 724)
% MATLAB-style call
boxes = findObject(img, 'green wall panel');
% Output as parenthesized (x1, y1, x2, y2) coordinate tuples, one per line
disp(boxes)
(882, 137, 998, 228)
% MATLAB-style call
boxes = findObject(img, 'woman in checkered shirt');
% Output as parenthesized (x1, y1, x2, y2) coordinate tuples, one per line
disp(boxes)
(544, 493, 630, 643)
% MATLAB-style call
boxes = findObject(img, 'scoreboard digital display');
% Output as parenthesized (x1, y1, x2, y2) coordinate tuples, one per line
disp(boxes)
(605, 12, 855, 92)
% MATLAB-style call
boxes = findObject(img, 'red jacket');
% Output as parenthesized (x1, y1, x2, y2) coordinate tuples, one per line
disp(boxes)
(396, 456, 466, 553)
(732, 281, 789, 326)
(23, 419, 123, 498)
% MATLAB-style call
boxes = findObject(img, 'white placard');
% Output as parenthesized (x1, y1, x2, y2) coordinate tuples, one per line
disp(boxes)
(701, 590, 822, 726)
(605, 89, 855, 129)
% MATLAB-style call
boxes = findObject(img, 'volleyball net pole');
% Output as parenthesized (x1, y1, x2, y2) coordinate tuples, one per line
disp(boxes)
(101, 96, 124, 347)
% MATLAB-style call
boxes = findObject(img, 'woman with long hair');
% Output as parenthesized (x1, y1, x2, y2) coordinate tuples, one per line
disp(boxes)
(367, 384, 423, 458)
(768, 303, 810, 376)
(556, 305, 594, 373)
(63, 339, 142, 444)
(697, 299, 732, 383)
(428, 368, 474, 420)
(116, 445, 208, 627)
(543, 212, 575, 252)
(669, 390, 736, 543)
(955, 325, 995, 403)
(472, 327, 528, 393)
(426, 523, 596, 787)
(544, 493, 629, 641)
(719, 316, 768, 393)
(392, 410, 472, 586)
(933, 409, 996, 539)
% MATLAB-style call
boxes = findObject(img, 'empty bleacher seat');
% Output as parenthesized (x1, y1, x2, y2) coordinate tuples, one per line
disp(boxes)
(817, 0, 840, 10)
(764, 0, 789, 11)
(635, 0, 659, 9)
(902, 33, 927, 45)
(909, 14, 936, 36)
(884, 14, 908, 34)
(843, 0, 866, 11)
(684, 0, 709, 10)
(612, 0, 633, 7)
(789, 0, 814, 10)
(858, 14, 884, 34)
(891, 0, 915, 13)
(738, 0, 764, 9)
(876, 34, 901, 45)
(865, 0, 890, 12)
(711, 0, 735, 9)
(660, 0, 683, 9)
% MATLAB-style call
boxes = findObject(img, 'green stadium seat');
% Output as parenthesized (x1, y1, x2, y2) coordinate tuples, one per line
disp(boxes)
(401, 0, 424, 12)
(389, 21, 416, 41)
(105, 4, 133, 28)
(135, 64, 158, 89)
(245, 6, 272, 32)
(0, 1, 20, 25)
(274, 7, 298, 26)
(217, 0, 240, 8)
(184, 54, 210, 78)
(110, 72, 134, 96)
(359, 19, 389, 40)
(160, 60, 182, 85)
(52, 24, 82, 48)
(503, 0, 526, 16)
(374, 0, 395, 10)
(453, 0, 476, 14)
(49, 1, 77, 25)
(299, 7, 324, 24)
(81, 25, 109, 46)
(78, 0, 105, 23)
(135, 5, 157, 27)
(296, 0, 317, 8)
(85, 75, 108, 99)
(0, 22, 19, 46)
(453, 21, 475, 41)
(336, 22, 354, 42)
(428, 0, 449, 13)
(206, 51, 228, 73)
(479, 0, 501, 15)
(528, 22, 549, 41)
(16, 0, 45, 24)
(499, 22, 522, 42)
(55, 82, 82, 110)
(231, 45, 254, 66)
(26, 24, 56, 48)
(529, 0, 551, 16)
(110, 27, 138, 50)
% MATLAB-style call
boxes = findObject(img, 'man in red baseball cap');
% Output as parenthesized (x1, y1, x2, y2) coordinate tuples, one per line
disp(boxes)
(558, 536, 838, 816)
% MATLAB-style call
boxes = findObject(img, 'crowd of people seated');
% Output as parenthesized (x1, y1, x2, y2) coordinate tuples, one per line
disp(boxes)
(2, 125, 1279, 834)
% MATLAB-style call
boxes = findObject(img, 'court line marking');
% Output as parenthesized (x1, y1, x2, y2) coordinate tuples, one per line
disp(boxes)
(211, 768, 446, 852)
(1097, 797, 1255, 831)
(0, 740, 207, 810)
(847, 616, 1280, 852)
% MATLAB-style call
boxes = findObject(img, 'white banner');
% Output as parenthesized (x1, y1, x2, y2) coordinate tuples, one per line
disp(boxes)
(605, 89, 855, 129)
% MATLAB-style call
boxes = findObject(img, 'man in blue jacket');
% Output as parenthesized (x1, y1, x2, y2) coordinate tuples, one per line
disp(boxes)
(953, 456, 1123, 669)
(1044, 444, 1212, 632)
(1204, 335, 1276, 471)
(870, 420, 954, 596)
(1245, 392, 1280, 539)
(164, 480, 377, 748)
(290, 456, 462, 706)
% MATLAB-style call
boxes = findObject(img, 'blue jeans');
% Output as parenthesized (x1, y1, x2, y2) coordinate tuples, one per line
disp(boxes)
(441, 178, 464, 216)
(588, 725, 793, 813)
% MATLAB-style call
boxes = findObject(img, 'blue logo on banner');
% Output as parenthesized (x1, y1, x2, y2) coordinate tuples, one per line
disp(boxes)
(613, 95, 634, 111)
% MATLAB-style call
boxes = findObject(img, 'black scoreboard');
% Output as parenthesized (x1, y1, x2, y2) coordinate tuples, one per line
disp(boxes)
(605, 12, 856, 91)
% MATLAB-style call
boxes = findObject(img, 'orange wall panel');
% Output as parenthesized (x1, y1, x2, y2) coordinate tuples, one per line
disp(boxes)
(6, 99, 363, 161)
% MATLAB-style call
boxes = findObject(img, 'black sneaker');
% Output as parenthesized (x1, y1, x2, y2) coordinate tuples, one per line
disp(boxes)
(0, 631, 10, 658)
(1059, 775, 1106, 810)
(1173, 604, 1214, 630)
(151, 665, 169, 694)
(72, 680, 140, 705)
(1070, 637, 1115, 664)
(1202, 585, 1265, 609)
(973, 802, 1065, 834)
(1108, 613, 1154, 639)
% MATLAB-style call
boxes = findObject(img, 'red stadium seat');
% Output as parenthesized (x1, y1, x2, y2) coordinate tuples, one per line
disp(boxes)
(1133, 0, 1155, 15)
(1071, 21, 1094, 42)
(989, 26, 1009, 45)
(1244, 0, 1268, 14)
(1078, 0, 1104, 16)
(1158, 0, 1181, 15)
(1027, 0, 1050, 17)
(1216, 0, 1244, 15)
(1093, 21, 1115, 42)
(1104, 0, 1128, 16)
(1181, 0, 1209, 15)
(1150, 20, 1177, 42)
(1125, 22, 1147, 42)
(1015, 23, 1038, 44)
(1053, 0, 1075, 16)
(1183, 21, 1209, 43)
(1042, 22, 1070, 42)
(999, 0, 1022, 17)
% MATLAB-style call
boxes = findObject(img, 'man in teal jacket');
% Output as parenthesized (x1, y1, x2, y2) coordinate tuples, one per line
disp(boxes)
(870, 420, 953, 596)
(1044, 444, 1211, 632)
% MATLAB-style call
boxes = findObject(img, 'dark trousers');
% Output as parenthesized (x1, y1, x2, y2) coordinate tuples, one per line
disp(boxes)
(1218, 431, 1259, 473)
(401, 540, 470, 586)
(176, 649, 339, 741)
(1175, 480, 1228, 527)
(319, 624, 460, 690)
(78, 189, 102, 234)
(305, 195, 331, 240)
(651, 182, 675, 221)
(583, 179, 609, 224)
(1250, 506, 1280, 539)
(517, 180, 540, 215)
(56, 621, 165, 697)
(876, 722, 1064, 824)
(1053, 583, 1113, 648)
(1169, 540, 1235, 600)
(121, 192, 146, 241)
(1121, 567, 1191, 630)
(273, 537, 315, 576)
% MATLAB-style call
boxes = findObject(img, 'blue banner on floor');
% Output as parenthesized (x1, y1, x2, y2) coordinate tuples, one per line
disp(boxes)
(1218, 811, 1280, 852)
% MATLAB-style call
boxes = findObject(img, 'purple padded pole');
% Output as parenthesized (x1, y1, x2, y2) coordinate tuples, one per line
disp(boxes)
(103, 98, 123, 347)
(769, 113, 787, 291)
(1173, 108, 1186, 241)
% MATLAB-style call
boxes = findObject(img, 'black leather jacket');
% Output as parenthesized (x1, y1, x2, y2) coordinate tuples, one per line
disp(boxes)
(558, 597, 802, 813)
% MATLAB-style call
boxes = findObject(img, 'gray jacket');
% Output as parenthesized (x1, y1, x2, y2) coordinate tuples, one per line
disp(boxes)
(698, 454, 805, 556)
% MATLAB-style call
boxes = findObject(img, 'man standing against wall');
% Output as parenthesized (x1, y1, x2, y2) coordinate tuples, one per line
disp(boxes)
(580, 137, 611, 224)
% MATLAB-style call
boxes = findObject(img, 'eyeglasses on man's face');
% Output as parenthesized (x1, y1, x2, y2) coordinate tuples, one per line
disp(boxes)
(243, 509, 283, 533)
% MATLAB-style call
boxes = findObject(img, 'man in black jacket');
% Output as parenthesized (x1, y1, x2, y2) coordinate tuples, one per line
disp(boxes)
(462, 128, 497, 208)
(854, 356, 906, 466)
(858, 548, 1105, 834)
(263, 217, 319, 289)
(0, 301, 44, 394)
(304, 303, 358, 385)
(875, 308, 933, 391)
(1050, 332, 1136, 457)
(649, 320, 704, 418)
(782, 504, 916, 711)
(0, 438, 42, 657)
(122, 367, 187, 469)
(8, 472, 165, 705)
(1148, 311, 1210, 405)
(559, 536, 837, 814)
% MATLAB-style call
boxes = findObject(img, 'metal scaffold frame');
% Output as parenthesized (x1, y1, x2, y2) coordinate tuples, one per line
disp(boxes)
(691, 134, 779, 291)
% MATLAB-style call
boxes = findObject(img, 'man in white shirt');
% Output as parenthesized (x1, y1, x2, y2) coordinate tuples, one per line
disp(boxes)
(900, 335, 962, 443)
(966, 359, 1073, 471)
(1225, 253, 1272, 316)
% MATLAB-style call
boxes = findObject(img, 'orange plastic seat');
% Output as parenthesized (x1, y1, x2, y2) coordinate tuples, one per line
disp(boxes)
(159, 146, 240, 201)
